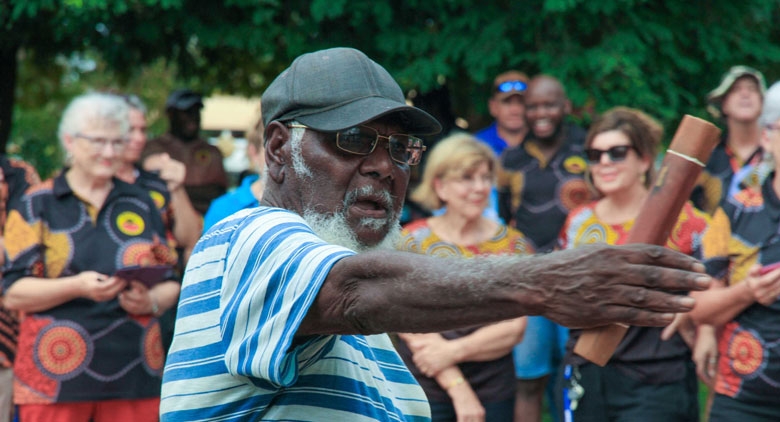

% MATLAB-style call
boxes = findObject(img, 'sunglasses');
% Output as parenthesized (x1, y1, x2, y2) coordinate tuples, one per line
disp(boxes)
(287, 124, 426, 165)
(496, 80, 527, 94)
(583, 145, 637, 164)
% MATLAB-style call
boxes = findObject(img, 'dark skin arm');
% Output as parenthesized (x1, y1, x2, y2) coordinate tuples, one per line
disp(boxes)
(297, 243, 710, 336)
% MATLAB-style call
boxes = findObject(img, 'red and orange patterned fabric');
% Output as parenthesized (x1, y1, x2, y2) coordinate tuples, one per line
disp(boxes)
(0, 156, 40, 369)
(396, 219, 533, 403)
(711, 163, 780, 405)
(559, 200, 728, 383)
(3, 173, 177, 404)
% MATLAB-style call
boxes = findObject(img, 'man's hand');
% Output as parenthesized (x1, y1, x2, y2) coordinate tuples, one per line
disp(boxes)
(532, 244, 710, 329)
(143, 153, 187, 192)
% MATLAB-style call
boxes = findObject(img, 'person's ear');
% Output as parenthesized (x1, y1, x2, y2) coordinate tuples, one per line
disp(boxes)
(563, 99, 573, 115)
(432, 177, 448, 203)
(62, 133, 75, 151)
(760, 127, 772, 152)
(264, 121, 290, 183)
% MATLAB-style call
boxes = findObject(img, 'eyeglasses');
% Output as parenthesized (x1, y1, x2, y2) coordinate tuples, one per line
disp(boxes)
(583, 145, 637, 164)
(75, 133, 127, 151)
(287, 124, 427, 165)
(496, 80, 527, 94)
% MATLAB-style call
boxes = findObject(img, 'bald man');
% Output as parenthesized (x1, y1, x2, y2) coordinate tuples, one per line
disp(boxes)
(497, 75, 589, 422)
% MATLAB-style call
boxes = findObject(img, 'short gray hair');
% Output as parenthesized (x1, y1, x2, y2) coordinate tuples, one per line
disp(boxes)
(123, 94, 147, 114)
(58, 92, 130, 145)
(760, 81, 780, 127)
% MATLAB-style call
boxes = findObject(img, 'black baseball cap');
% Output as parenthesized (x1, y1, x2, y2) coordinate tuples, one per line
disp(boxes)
(165, 89, 204, 111)
(261, 47, 441, 135)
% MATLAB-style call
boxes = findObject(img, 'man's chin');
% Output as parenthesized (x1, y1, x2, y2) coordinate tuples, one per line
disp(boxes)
(357, 222, 402, 252)
(302, 209, 401, 252)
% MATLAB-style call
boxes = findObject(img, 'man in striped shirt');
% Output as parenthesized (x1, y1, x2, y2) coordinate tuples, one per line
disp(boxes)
(160, 47, 712, 421)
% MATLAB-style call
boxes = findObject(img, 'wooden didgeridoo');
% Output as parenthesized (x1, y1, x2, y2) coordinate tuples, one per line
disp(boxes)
(573, 115, 721, 366)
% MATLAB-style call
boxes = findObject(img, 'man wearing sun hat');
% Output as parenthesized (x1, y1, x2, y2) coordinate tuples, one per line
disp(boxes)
(691, 65, 766, 214)
(475, 70, 530, 156)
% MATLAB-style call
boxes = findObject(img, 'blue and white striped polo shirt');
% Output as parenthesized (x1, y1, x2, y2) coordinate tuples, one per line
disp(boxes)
(160, 207, 430, 421)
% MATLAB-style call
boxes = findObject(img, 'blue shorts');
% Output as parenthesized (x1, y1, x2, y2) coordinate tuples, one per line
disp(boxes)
(512, 316, 569, 379)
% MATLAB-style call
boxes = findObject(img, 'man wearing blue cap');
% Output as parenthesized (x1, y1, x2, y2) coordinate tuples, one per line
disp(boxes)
(159, 47, 712, 421)
(142, 89, 228, 216)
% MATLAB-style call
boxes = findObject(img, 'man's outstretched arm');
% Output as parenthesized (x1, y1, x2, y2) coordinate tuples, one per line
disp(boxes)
(298, 243, 710, 336)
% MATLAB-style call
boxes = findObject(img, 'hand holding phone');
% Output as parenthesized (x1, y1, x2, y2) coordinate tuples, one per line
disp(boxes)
(759, 262, 780, 276)
(114, 265, 172, 288)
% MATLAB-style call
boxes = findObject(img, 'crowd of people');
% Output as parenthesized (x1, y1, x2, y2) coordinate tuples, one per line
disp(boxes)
(0, 46, 777, 422)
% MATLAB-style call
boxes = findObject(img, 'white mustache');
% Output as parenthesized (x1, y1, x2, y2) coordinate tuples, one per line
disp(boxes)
(344, 185, 394, 213)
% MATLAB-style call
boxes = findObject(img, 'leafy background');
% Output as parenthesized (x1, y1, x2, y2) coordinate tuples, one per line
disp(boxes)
(3, 0, 780, 179)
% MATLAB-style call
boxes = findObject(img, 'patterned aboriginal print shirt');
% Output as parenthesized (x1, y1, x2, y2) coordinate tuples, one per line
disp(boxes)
(0, 156, 40, 370)
(711, 162, 780, 405)
(3, 173, 178, 403)
(497, 122, 590, 252)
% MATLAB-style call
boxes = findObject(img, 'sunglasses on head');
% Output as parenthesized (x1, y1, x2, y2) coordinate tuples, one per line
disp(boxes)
(287, 124, 426, 165)
(496, 80, 527, 94)
(583, 145, 637, 164)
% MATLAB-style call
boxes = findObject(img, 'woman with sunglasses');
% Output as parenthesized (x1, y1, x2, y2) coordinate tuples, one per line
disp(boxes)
(395, 133, 530, 422)
(556, 107, 721, 422)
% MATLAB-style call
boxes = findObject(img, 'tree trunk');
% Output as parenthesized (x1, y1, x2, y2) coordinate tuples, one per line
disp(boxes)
(0, 45, 19, 155)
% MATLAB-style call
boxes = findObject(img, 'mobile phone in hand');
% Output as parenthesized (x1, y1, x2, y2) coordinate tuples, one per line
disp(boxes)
(759, 262, 780, 276)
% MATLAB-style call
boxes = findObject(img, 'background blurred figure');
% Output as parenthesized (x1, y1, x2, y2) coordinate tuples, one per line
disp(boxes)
(2, 92, 180, 422)
(0, 156, 40, 422)
(557, 107, 722, 422)
(117, 93, 200, 355)
(117, 94, 201, 264)
(202, 113, 265, 232)
(690, 81, 780, 422)
(475, 70, 529, 156)
(692, 66, 766, 215)
(497, 74, 589, 422)
(141, 89, 228, 216)
(474, 70, 529, 223)
(396, 133, 530, 422)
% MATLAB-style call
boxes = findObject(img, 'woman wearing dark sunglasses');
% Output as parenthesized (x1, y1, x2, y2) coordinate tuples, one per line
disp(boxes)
(555, 107, 721, 422)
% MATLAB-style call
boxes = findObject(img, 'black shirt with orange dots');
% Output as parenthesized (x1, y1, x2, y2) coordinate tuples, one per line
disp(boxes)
(3, 173, 179, 403)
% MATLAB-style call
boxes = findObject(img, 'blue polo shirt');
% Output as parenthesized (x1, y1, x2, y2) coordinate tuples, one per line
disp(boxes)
(202, 174, 260, 233)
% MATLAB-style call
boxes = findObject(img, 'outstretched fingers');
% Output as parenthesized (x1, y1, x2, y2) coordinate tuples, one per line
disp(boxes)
(621, 245, 711, 292)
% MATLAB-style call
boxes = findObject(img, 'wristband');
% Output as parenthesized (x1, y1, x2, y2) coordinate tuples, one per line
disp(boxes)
(445, 376, 465, 390)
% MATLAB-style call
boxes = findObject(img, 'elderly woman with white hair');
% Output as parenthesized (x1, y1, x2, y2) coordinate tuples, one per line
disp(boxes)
(690, 81, 780, 421)
(395, 133, 530, 422)
(2, 92, 180, 422)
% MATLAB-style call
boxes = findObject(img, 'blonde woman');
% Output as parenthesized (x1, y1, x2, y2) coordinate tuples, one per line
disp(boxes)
(397, 133, 530, 422)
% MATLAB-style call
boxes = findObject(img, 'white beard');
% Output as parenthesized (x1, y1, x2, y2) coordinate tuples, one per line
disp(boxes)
(302, 206, 402, 253)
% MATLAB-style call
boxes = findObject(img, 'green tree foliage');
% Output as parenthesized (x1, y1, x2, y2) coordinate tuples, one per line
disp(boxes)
(4, 0, 780, 176)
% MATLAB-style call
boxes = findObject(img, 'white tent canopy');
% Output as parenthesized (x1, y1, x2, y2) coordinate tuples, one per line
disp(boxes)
(201, 95, 261, 132)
